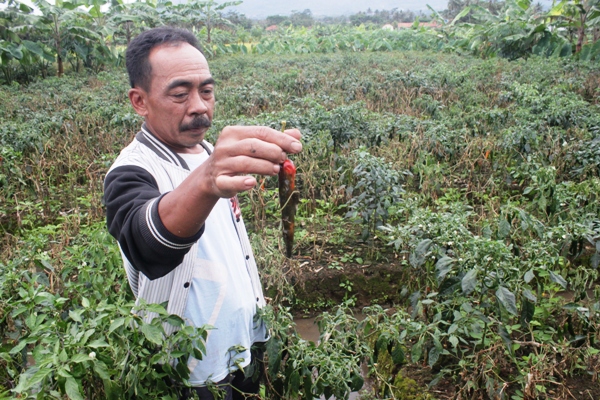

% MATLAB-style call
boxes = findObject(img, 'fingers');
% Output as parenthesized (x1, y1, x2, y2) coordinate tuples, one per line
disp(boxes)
(214, 155, 282, 177)
(217, 138, 287, 165)
(202, 125, 302, 198)
(284, 128, 302, 142)
(219, 126, 303, 155)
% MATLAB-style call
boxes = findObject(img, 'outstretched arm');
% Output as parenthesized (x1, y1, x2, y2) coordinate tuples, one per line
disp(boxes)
(157, 125, 302, 238)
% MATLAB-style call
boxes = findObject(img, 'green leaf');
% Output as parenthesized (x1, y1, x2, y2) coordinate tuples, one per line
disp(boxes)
(448, 323, 458, 334)
(88, 339, 109, 348)
(11, 305, 29, 318)
(375, 333, 388, 353)
(496, 286, 518, 316)
(289, 371, 300, 396)
(70, 354, 91, 363)
(461, 269, 478, 295)
(6, 43, 23, 60)
(435, 256, 454, 282)
(549, 270, 567, 289)
(19, 2, 33, 12)
(411, 338, 423, 363)
(428, 346, 440, 367)
(9, 337, 36, 355)
(449, 335, 459, 348)
(69, 310, 83, 323)
(426, 4, 446, 25)
(522, 289, 537, 303)
(192, 347, 204, 360)
(21, 40, 45, 58)
(61, 1, 79, 10)
(547, 0, 568, 17)
(267, 338, 281, 372)
(415, 239, 433, 256)
(524, 269, 535, 283)
(391, 344, 405, 366)
(350, 372, 364, 392)
(520, 299, 535, 327)
(498, 325, 513, 356)
(558, 42, 572, 58)
(165, 314, 184, 328)
(108, 317, 125, 334)
(174, 358, 190, 380)
(498, 219, 511, 239)
(515, 0, 531, 11)
(93, 361, 111, 380)
(450, 7, 471, 26)
(14, 367, 52, 393)
(141, 323, 164, 345)
(65, 375, 84, 400)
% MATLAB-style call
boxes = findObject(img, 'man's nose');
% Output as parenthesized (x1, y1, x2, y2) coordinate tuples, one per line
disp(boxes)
(188, 90, 208, 115)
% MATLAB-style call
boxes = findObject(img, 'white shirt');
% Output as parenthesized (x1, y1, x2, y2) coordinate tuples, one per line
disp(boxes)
(179, 152, 266, 385)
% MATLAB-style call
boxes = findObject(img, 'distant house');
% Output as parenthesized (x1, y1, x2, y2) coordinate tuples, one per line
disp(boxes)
(266, 25, 278, 32)
(397, 21, 441, 29)
(382, 24, 394, 31)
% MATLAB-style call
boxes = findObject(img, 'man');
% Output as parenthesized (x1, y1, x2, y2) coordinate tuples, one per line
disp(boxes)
(103, 26, 302, 399)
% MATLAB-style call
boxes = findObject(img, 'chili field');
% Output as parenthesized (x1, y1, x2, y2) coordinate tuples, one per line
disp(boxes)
(1, 49, 600, 399)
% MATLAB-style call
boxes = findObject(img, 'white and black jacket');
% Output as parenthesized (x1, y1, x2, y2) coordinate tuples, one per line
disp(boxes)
(104, 125, 266, 333)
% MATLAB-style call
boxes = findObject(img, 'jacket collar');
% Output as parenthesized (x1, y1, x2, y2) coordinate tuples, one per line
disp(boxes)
(136, 123, 211, 171)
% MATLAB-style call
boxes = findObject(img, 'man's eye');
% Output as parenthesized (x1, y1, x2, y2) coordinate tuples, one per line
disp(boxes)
(173, 93, 187, 98)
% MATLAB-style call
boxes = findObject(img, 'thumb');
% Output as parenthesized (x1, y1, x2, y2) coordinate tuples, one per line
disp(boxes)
(215, 175, 257, 197)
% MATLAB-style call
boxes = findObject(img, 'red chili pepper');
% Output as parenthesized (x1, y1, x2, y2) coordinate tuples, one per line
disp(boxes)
(279, 158, 298, 258)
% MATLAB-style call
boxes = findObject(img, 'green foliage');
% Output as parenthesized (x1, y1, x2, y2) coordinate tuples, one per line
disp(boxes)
(262, 304, 370, 399)
(0, 0, 599, 85)
(1, 48, 600, 398)
(343, 149, 407, 239)
(0, 223, 208, 398)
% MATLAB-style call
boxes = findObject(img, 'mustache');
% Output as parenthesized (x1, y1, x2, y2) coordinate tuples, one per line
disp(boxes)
(180, 116, 211, 132)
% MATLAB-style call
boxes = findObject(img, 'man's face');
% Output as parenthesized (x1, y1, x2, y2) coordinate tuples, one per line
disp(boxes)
(130, 42, 215, 153)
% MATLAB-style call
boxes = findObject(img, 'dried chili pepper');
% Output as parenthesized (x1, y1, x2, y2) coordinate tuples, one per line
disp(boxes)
(279, 121, 298, 258)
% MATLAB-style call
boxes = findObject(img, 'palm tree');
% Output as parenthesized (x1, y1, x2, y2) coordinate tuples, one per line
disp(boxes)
(548, 0, 600, 53)
(33, 0, 101, 76)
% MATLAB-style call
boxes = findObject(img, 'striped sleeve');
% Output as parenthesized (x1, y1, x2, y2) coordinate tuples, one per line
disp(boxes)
(104, 165, 203, 280)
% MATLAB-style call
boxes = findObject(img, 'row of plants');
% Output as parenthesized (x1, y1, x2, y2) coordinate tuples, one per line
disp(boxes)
(1, 50, 600, 398)
(218, 0, 600, 61)
(2, 0, 600, 85)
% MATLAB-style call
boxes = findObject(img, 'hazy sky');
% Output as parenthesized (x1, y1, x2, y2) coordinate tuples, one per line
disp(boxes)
(235, 0, 554, 19)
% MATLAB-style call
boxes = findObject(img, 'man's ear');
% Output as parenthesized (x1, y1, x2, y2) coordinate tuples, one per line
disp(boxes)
(129, 87, 148, 117)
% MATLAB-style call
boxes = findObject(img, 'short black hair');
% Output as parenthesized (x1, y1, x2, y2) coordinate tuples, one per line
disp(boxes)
(126, 27, 203, 91)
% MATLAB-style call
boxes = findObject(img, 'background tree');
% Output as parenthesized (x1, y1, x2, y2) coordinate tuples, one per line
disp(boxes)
(222, 10, 252, 30)
(444, 0, 506, 22)
(32, 0, 103, 76)
(0, 0, 27, 71)
(265, 14, 287, 26)
(547, 0, 600, 52)
(349, 11, 382, 26)
(107, 1, 162, 45)
(177, 0, 241, 43)
(290, 9, 313, 27)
